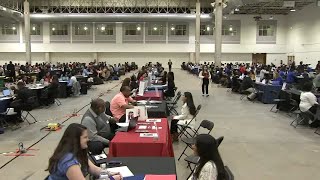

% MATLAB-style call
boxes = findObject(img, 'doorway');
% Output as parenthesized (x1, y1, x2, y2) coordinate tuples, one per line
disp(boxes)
(252, 53, 266, 64)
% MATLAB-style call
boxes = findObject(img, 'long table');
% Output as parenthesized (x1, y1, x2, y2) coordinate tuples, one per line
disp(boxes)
(255, 82, 282, 104)
(109, 118, 174, 157)
(135, 91, 163, 101)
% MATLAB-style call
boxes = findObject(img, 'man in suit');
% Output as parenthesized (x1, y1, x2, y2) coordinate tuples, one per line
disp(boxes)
(11, 81, 34, 121)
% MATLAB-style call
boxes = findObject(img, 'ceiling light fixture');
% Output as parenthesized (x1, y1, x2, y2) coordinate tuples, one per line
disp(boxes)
(137, 26, 141, 31)
(206, 26, 210, 31)
(84, 26, 88, 30)
(290, 9, 296, 12)
(101, 26, 105, 31)
(32, 26, 36, 31)
(235, 8, 239, 12)
(269, 16, 274, 20)
(153, 27, 157, 31)
(52, 27, 55, 31)
(229, 26, 233, 31)
(171, 27, 175, 31)
(12, 27, 16, 30)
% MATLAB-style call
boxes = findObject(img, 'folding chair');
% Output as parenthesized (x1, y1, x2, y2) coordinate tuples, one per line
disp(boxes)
(224, 166, 234, 180)
(21, 96, 38, 125)
(270, 90, 286, 113)
(55, 99, 62, 106)
(290, 110, 313, 128)
(177, 105, 202, 138)
(167, 91, 182, 115)
(178, 119, 214, 161)
(184, 136, 224, 179)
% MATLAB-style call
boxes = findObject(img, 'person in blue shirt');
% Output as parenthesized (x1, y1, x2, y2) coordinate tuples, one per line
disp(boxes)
(286, 68, 296, 84)
(47, 123, 122, 180)
(273, 72, 283, 85)
(82, 67, 89, 77)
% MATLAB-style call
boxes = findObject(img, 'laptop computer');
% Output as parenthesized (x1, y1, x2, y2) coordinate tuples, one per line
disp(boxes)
(2, 89, 11, 97)
(116, 116, 138, 132)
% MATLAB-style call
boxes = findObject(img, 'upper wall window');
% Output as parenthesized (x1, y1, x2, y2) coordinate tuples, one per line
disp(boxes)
(258, 25, 274, 36)
(74, 24, 91, 36)
(222, 25, 237, 36)
(96, 24, 114, 35)
(31, 24, 41, 35)
(51, 23, 68, 35)
(170, 24, 187, 36)
(200, 24, 214, 36)
(1, 24, 18, 35)
(148, 24, 164, 36)
(125, 24, 142, 35)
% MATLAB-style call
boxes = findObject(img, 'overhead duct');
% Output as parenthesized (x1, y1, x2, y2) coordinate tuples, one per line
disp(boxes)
(0, 5, 23, 22)
(30, 13, 212, 22)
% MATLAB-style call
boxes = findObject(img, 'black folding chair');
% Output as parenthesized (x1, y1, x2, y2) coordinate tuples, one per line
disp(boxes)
(270, 90, 286, 112)
(224, 166, 234, 180)
(290, 110, 313, 128)
(184, 136, 224, 179)
(167, 91, 182, 115)
(178, 119, 214, 161)
(177, 105, 201, 138)
(21, 96, 38, 125)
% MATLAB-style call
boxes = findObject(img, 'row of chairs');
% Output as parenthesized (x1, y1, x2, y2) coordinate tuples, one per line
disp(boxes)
(167, 91, 234, 180)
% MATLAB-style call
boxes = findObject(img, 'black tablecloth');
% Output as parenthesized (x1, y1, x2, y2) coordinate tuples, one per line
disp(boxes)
(105, 157, 176, 175)
(146, 101, 168, 118)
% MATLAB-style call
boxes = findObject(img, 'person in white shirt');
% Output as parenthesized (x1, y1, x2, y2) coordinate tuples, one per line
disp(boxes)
(299, 82, 319, 126)
(259, 66, 268, 81)
(170, 92, 196, 141)
(189, 134, 225, 180)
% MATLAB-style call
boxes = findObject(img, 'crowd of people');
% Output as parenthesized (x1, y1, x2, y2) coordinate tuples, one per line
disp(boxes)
(44, 61, 226, 180)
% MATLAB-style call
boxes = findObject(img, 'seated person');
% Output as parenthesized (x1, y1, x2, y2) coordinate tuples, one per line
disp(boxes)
(46, 123, 122, 180)
(189, 134, 226, 180)
(161, 71, 167, 85)
(239, 71, 253, 93)
(231, 72, 240, 92)
(286, 69, 296, 84)
(164, 73, 175, 98)
(121, 78, 131, 88)
(43, 75, 60, 105)
(129, 75, 138, 90)
(272, 72, 283, 85)
(110, 86, 136, 122)
(81, 98, 116, 155)
(171, 92, 196, 142)
(67, 73, 80, 96)
(44, 71, 52, 83)
(299, 82, 319, 127)
(313, 72, 320, 91)
(10, 81, 34, 122)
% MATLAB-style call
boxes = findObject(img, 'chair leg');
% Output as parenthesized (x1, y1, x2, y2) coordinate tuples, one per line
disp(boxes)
(55, 99, 62, 106)
(270, 104, 277, 112)
(315, 127, 320, 135)
(28, 112, 37, 123)
(178, 145, 189, 161)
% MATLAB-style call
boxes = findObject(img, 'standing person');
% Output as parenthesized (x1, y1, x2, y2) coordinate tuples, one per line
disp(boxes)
(199, 66, 211, 97)
(168, 59, 173, 72)
(7, 61, 15, 82)
(170, 92, 196, 142)
(188, 134, 226, 180)
(46, 123, 122, 180)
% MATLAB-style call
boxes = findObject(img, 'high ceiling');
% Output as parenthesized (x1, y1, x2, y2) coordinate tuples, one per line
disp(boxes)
(0, 0, 317, 15)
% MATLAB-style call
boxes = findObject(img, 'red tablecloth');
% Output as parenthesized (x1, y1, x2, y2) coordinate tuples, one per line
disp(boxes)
(109, 118, 174, 157)
(135, 91, 163, 101)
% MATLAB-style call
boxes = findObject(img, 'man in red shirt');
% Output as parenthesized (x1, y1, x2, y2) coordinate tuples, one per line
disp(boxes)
(110, 86, 136, 122)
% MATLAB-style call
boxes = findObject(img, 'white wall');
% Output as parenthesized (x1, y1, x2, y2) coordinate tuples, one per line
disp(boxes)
(0, 14, 290, 65)
(0, 52, 44, 65)
(200, 53, 252, 64)
(266, 53, 287, 66)
(287, 4, 320, 67)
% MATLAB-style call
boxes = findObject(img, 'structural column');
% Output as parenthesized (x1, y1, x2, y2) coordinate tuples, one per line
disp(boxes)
(45, 52, 50, 63)
(93, 52, 98, 63)
(195, 0, 200, 64)
(24, 0, 31, 64)
(214, 0, 223, 68)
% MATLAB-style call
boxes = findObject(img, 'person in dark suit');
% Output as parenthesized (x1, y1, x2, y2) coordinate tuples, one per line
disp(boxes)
(240, 71, 253, 93)
(10, 81, 34, 121)
(7, 61, 15, 82)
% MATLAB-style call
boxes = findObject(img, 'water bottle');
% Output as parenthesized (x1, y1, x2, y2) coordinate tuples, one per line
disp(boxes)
(99, 163, 110, 180)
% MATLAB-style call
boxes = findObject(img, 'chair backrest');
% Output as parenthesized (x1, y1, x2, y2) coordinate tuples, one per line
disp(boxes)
(200, 119, 214, 132)
(194, 105, 202, 117)
(172, 91, 182, 104)
(216, 136, 224, 147)
(224, 166, 234, 180)
(105, 101, 113, 116)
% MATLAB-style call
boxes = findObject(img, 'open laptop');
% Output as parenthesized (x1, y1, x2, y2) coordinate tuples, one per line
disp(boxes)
(2, 89, 11, 97)
(116, 116, 138, 132)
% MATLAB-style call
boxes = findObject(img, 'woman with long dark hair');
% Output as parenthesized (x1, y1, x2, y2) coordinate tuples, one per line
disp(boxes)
(164, 72, 176, 98)
(47, 123, 122, 180)
(170, 92, 196, 141)
(189, 134, 226, 180)
(161, 71, 167, 85)
(199, 66, 211, 97)
(122, 77, 131, 87)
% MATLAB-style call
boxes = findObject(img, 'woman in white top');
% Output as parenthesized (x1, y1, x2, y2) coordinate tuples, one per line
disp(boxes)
(299, 82, 319, 126)
(170, 92, 196, 141)
(189, 134, 225, 180)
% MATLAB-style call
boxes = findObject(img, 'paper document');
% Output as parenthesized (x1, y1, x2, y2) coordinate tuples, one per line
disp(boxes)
(94, 154, 107, 161)
(146, 119, 161, 123)
(107, 166, 134, 178)
(144, 174, 177, 180)
(138, 125, 147, 130)
(152, 126, 162, 130)
(117, 123, 129, 127)
(140, 133, 158, 138)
